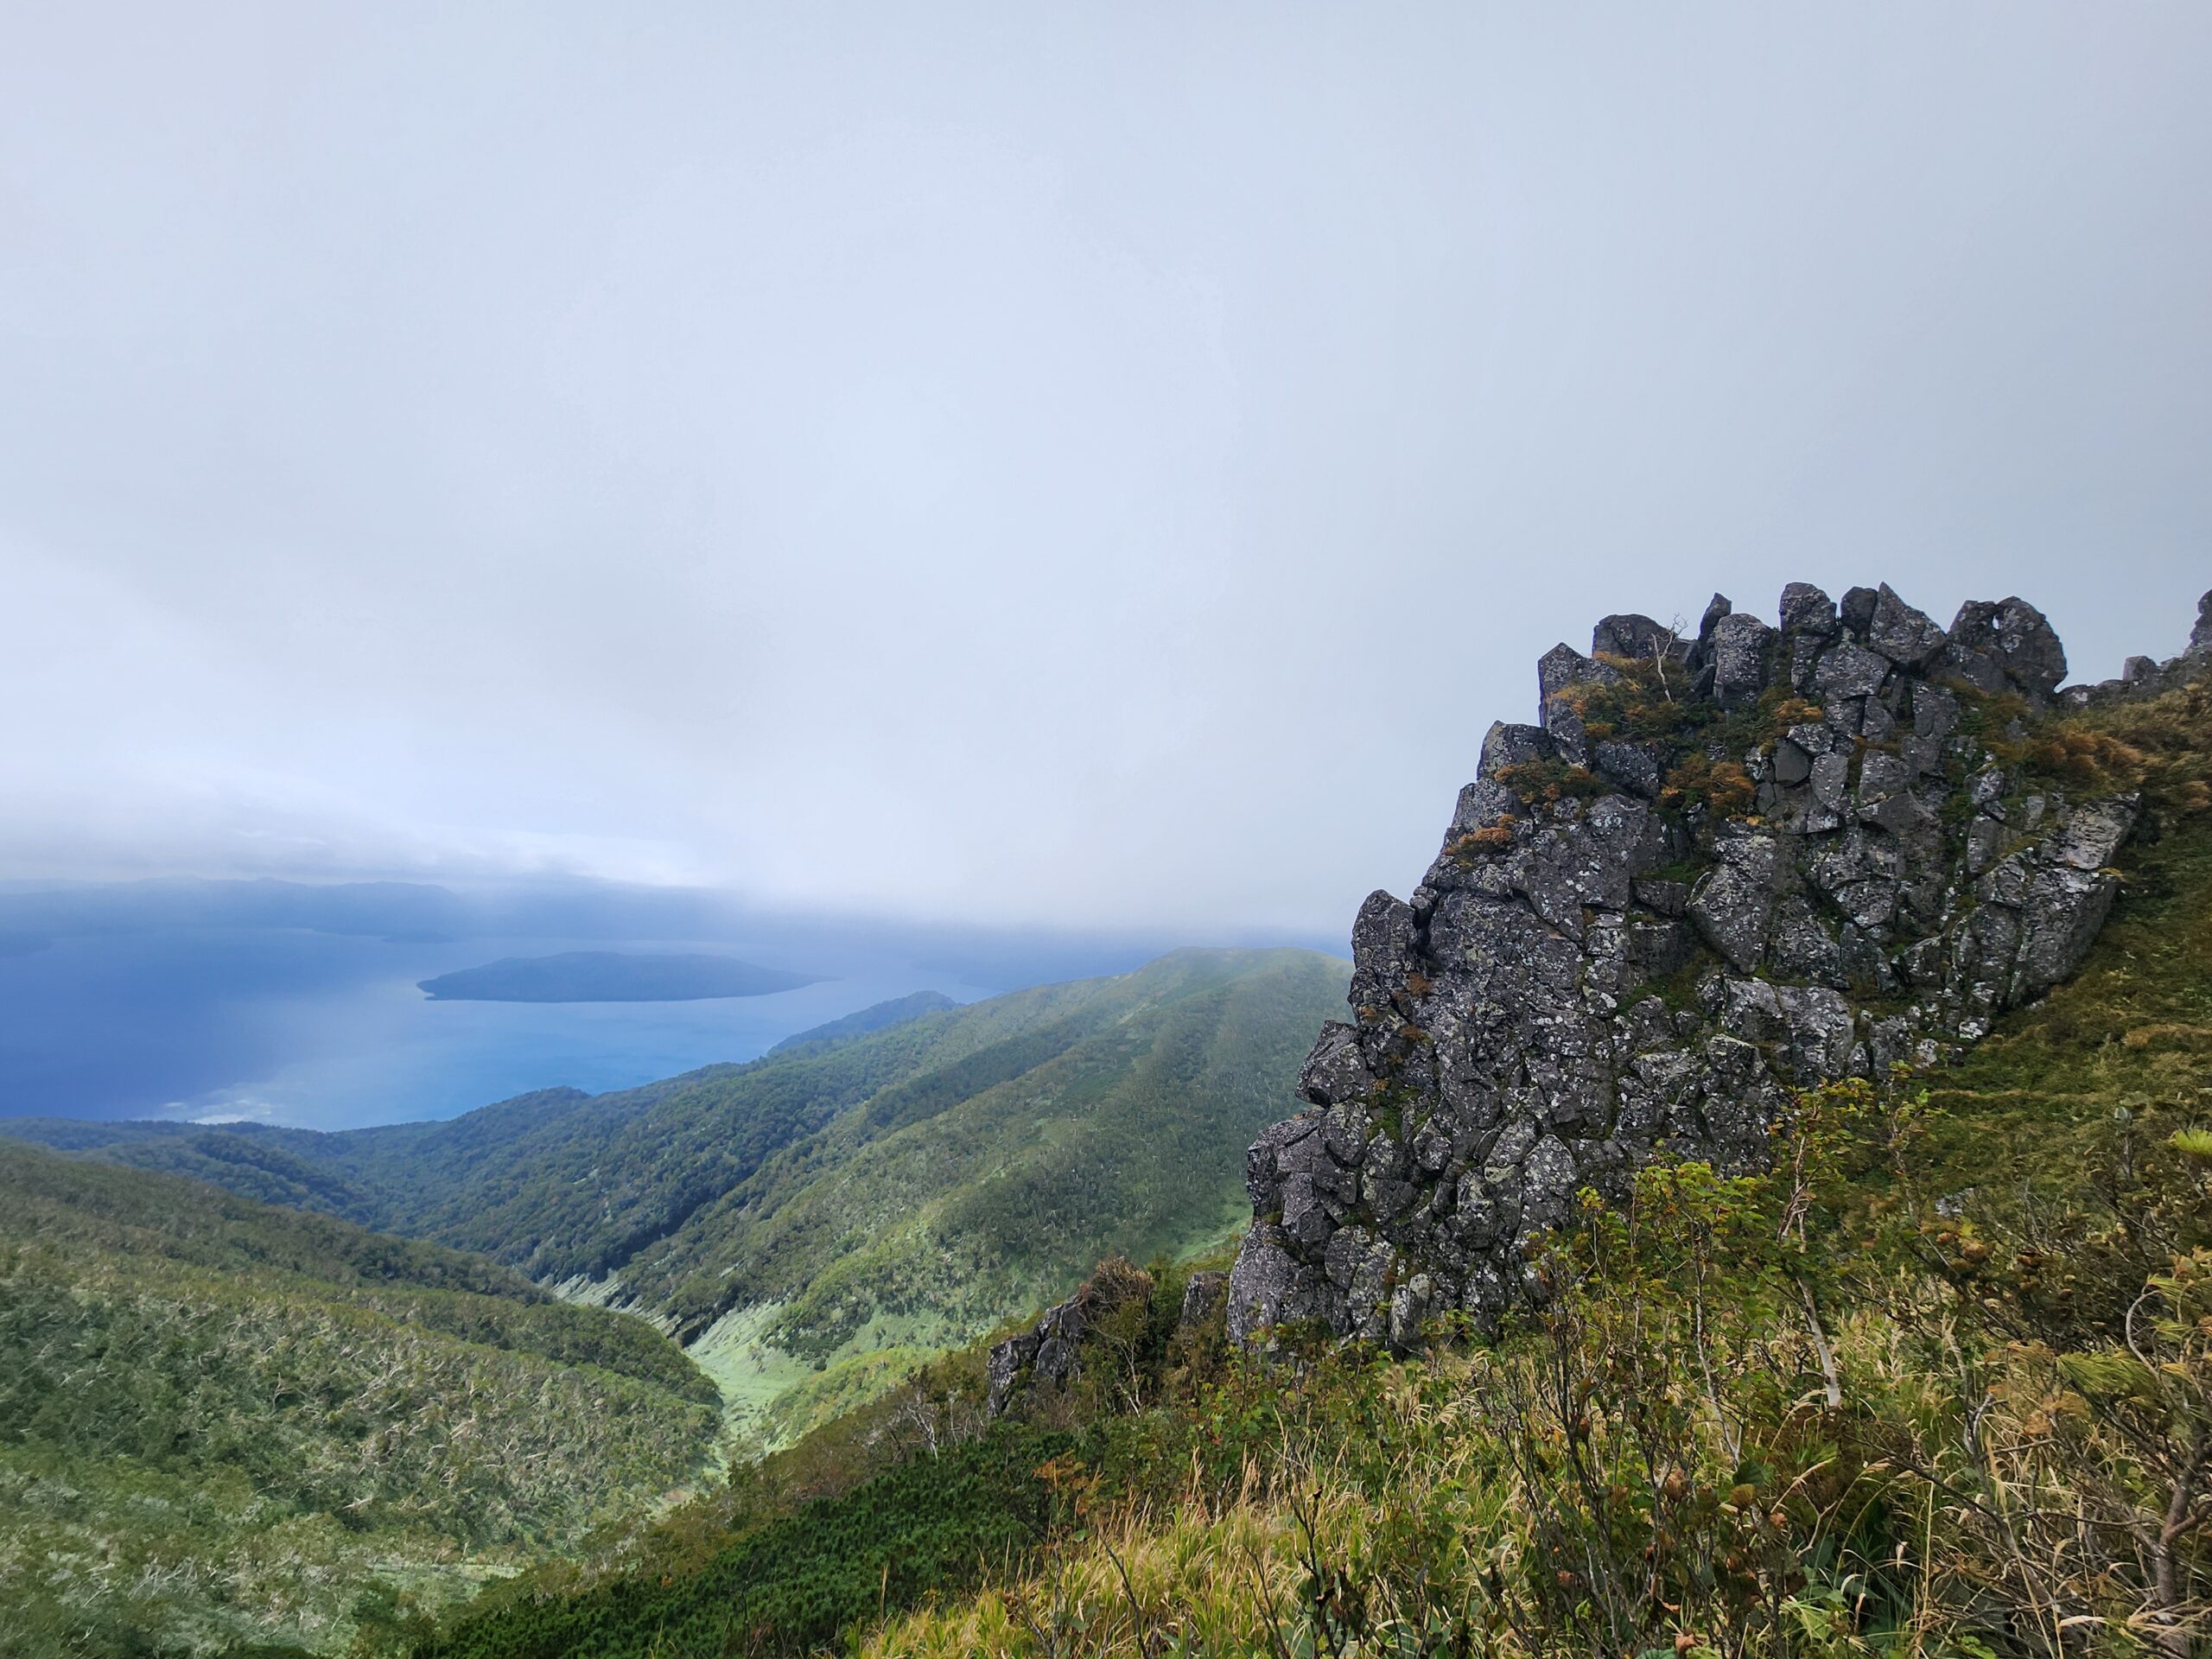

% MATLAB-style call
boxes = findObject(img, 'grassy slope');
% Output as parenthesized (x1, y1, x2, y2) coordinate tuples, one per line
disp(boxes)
(0, 1142, 720, 1659)
(415, 1425, 1074, 1659)
(842, 681, 2212, 1658)
(1919, 806, 2212, 1191)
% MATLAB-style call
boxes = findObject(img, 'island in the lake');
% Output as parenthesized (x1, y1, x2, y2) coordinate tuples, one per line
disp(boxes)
(418, 950, 823, 1002)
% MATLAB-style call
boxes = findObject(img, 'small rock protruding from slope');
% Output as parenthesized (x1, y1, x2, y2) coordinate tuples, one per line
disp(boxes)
(1178, 1270, 1229, 1336)
(985, 1256, 1154, 1417)
(1229, 581, 2196, 1355)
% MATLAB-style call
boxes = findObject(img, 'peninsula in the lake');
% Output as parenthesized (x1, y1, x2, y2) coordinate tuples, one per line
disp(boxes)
(418, 950, 822, 1002)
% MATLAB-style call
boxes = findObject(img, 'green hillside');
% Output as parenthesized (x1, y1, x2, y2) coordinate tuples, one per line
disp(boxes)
(414, 677, 2212, 1659)
(0, 1142, 720, 1659)
(651, 947, 1348, 1444)
(10, 948, 1351, 1447)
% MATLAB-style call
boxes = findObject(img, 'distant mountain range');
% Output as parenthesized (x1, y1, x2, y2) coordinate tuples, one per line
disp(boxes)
(417, 950, 823, 1001)
(7, 945, 1347, 1448)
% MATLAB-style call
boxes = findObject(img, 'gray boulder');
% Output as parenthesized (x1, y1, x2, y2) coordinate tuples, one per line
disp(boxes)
(1840, 585, 1879, 638)
(1866, 584, 1949, 667)
(1592, 613, 1682, 662)
(1947, 597, 2068, 700)
(1779, 582, 1839, 639)
(1710, 613, 1777, 709)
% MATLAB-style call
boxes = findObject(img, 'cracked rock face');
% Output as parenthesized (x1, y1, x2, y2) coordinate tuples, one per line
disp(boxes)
(1229, 582, 2182, 1351)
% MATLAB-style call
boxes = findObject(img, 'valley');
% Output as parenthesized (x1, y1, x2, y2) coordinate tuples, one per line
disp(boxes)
(7, 946, 1350, 1456)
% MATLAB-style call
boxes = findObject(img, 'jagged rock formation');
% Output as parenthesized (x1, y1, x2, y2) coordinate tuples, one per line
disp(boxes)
(1229, 582, 2203, 1351)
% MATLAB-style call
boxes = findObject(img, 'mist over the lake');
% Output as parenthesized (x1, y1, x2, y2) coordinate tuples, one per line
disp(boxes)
(5, 4, 2210, 940)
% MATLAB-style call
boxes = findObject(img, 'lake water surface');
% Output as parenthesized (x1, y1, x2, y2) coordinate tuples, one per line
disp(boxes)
(0, 927, 1001, 1130)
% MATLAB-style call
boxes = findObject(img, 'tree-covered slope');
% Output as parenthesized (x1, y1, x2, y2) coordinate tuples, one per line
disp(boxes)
(10, 979, 1151, 1279)
(0, 1142, 720, 1659)
(9, 950, 1350, 1446)
(635, 948, 1348, 1443)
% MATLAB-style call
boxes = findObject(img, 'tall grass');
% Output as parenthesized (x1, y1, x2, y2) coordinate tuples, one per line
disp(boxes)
(858, 1084, 2212, 1658)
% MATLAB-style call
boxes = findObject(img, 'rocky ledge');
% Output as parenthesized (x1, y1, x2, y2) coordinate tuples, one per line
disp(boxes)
(1229, 582, 2210, 1351)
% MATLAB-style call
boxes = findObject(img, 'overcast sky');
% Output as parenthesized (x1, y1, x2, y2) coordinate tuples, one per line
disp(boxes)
(3, 4, 2208, 934)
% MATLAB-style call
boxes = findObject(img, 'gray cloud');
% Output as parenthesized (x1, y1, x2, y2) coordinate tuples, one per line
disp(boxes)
(3, 3, 2209, 931)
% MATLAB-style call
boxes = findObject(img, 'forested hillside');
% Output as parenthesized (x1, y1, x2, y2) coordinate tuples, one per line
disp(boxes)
(10, 949, 1350, 1446)
(0, 1143, 720, 1658)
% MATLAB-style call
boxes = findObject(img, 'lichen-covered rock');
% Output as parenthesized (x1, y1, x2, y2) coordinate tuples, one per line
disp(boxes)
(1946, 597, 2068, 697)
(1865, 583, 1949, 668)
(1230, 582, 2186, 1354)
(1710, 612, 1777, 709)
(1592, 613, 1682, 662)
(1779, 582, 1840, 639)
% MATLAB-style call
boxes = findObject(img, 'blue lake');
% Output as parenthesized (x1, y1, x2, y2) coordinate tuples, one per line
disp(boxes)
(0, 927, 1002, 1130)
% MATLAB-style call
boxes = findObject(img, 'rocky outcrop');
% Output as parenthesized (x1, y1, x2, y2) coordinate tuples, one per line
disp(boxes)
(1229, 582, 2197, 1351)
(2063, 588, 2212, 704)
(1178, 1270, 1229, 1335)
(985, 1262, 1236, 1417)
(986, 1257, 1153, 1416)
